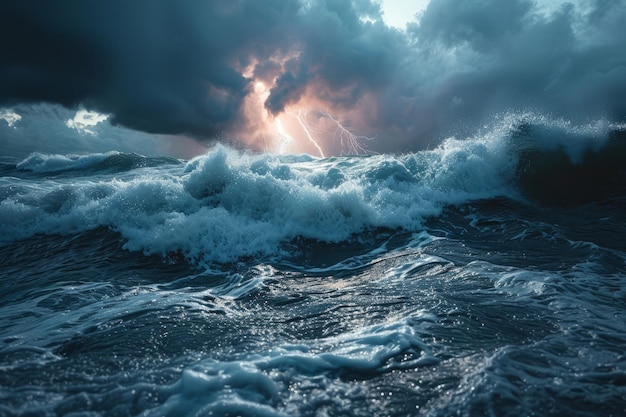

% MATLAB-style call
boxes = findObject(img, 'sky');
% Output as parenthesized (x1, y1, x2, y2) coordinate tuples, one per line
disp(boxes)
(1, 0, 625, 157)
(380, 0, 430, 29)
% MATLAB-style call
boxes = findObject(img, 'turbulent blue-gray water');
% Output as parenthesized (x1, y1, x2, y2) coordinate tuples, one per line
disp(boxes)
(1, 115, 625, 416)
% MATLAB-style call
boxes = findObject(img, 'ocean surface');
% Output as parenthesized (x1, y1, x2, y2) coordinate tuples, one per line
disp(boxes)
(1, 114, 625, 416)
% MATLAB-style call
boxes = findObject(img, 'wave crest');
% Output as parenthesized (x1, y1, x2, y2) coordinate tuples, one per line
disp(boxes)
(16, 151, 181, 175)
(2, 115, 625, 265)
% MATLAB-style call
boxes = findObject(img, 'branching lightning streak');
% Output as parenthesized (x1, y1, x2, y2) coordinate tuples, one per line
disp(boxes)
(295, 109, 326, 158)
(318, 111, 374, 155)
(276, 108, 374, 157)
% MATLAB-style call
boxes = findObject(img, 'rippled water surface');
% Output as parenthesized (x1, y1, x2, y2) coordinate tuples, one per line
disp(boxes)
(1, 119, 625, 416)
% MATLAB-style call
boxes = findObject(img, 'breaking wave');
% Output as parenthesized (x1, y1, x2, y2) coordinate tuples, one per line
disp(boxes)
(1, 113, 624, 266)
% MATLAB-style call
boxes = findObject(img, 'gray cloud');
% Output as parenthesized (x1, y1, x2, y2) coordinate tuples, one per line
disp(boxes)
(1, 0, 625, 154)
(386, 0, 626, 148)
(0, 0, 296, 137)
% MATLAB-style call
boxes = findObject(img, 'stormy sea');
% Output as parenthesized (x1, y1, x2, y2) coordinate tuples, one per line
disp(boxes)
(1, 115, 625, 417)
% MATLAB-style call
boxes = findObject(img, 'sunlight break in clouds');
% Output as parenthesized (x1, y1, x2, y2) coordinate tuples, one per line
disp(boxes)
(380, 0, 430, 29)
(65, 109, 110, 135)
(0, 109, 22, 128)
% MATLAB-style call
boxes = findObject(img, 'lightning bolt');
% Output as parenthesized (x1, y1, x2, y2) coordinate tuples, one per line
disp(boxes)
(318, 111, 374, 155)
(273, 108, 373, 157)
(295, 109, 326, 158)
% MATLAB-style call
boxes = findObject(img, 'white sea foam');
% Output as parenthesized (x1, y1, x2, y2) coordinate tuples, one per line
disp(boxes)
(0, 137, 517, 265)
(151, 315, 435, 416)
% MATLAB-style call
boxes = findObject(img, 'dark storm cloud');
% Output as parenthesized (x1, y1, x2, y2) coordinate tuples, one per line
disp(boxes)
(0, 0, 299, 137)
(0, 0, 408, 140)
(1, 0, 625, 151)
(264, 0, 407, 113)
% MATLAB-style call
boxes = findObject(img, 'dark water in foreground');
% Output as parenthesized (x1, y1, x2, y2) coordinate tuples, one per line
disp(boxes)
(1, 116, 625, 416)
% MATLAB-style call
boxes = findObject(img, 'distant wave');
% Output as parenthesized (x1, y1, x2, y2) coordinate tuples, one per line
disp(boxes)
(512, 121, 626, 206)
(16, 151, 182, 175)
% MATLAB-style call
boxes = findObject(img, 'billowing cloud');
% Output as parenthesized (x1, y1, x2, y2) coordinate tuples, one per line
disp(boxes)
(395, 0, 626, 139)
(0, 0, 285, 137)
(0, 0, 625, 155)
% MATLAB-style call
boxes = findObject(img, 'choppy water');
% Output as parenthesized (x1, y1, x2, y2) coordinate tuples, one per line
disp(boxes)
(1, 115, 625, 416)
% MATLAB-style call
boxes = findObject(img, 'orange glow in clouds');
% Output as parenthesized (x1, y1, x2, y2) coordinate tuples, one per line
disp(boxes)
(237, 71, 373, 157)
